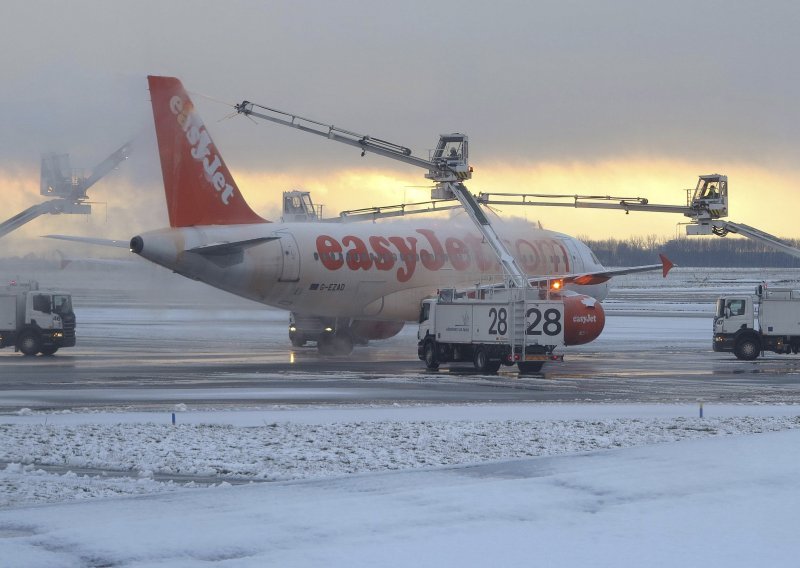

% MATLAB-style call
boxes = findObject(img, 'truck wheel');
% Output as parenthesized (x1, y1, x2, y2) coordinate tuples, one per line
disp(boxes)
(473, 348, 499, 374)
(734, 337, 760, 361)
(423, 340, 439, 371)
(518, 361, 544, 374)
(18, 332, 40, 356)
(290, 334, 306, 347)
(40, 346, 59, 356)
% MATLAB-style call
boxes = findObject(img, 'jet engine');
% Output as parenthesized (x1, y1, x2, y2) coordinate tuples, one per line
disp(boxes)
(349, 320, 405, 341)
(561, 293, 605, 346)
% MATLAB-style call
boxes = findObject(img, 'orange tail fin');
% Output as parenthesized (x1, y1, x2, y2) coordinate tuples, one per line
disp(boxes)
(147, 76, 266, 227)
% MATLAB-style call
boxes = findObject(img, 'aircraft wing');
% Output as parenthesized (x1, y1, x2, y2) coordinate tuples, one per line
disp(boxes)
(530, 254, 674, 287)
(44, 234, 131, 248)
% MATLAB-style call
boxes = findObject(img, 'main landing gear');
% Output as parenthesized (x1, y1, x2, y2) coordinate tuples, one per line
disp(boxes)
(288, 314, 356, 355)
(317, 330, 354, 356)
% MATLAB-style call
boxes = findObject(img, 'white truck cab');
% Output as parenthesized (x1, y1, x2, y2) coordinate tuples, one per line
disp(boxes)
(714, 285, 800, 360)
(0, 280, 76, 356)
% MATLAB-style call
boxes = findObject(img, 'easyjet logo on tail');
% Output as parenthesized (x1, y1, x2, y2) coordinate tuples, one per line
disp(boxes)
(169, 95, 235, 205)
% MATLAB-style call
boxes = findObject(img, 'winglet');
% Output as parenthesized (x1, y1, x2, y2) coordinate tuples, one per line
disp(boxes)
(147, 76, 266, 227)
(659, 254, 675, 278)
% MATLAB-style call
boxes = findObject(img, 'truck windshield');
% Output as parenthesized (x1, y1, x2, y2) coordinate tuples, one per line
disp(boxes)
(52, 295, 73, 315)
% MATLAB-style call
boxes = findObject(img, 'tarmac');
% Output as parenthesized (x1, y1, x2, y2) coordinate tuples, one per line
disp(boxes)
(3, 321, 800, 410)
(3, 265, 800, 411)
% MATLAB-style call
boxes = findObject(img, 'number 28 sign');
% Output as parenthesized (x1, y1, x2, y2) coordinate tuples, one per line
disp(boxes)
(484, 302, 564, 343)
(525, 303, 563, 338)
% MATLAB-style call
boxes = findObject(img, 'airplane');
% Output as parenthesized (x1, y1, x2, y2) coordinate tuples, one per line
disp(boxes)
(55, 75, 673, 356)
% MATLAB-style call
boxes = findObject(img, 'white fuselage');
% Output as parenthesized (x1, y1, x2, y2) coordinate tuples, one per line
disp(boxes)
(135, 217, 609, 322)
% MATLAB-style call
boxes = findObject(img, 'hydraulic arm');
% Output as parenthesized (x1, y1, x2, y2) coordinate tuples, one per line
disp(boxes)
(710, 221, 800, 260)
(0, 202, 66, 239)
(236, 100, 800, 262)
(236, 102, 530, 287)
(2, 139, 132, 240)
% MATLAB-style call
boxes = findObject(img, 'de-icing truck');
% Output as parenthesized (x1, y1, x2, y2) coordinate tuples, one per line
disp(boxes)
(0, 280, 76, 355)
(418, 284, 565, 374)
(714, 284, 800, 360)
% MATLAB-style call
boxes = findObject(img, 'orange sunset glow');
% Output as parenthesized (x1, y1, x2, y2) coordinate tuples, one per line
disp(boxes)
(2, 156, 798, 255)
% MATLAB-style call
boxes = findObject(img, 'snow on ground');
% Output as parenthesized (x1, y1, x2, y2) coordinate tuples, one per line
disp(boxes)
(1, 405, 799, 509)
(1, 268, 799, 565)
(3, 424, 800, 567)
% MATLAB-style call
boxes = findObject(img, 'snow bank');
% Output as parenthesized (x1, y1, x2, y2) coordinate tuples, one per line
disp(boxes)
(2, 412, 798, 507)
(3, 428, 800, 567)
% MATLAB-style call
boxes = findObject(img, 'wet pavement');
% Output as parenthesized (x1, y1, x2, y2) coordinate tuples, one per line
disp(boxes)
(4, 266, 800, 411)
(3, 327, 800, 410)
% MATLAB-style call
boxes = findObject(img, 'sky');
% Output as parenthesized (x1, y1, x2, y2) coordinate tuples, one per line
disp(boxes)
(2, 0, 799, 254)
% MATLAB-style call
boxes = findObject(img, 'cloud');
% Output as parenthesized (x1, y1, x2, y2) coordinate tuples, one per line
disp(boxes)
(2, 2, 799, 171)
(2, 0, 799, 253)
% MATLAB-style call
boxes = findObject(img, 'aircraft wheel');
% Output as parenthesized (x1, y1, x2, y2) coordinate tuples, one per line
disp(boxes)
(423, 339, 439, 371)
(317, 333, 335, 355)
(473, 347, 499, 374)
(19, 332, 40, 356)
(332, 333, 354, 355)
(734, 336, 760, 360)
(39, 346, 59, 356)
(518, 361, 544, 374)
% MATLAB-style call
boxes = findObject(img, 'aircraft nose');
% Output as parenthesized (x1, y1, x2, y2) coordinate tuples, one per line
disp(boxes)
(130, 236, 143, 254)
(563, 294, 605, 346)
